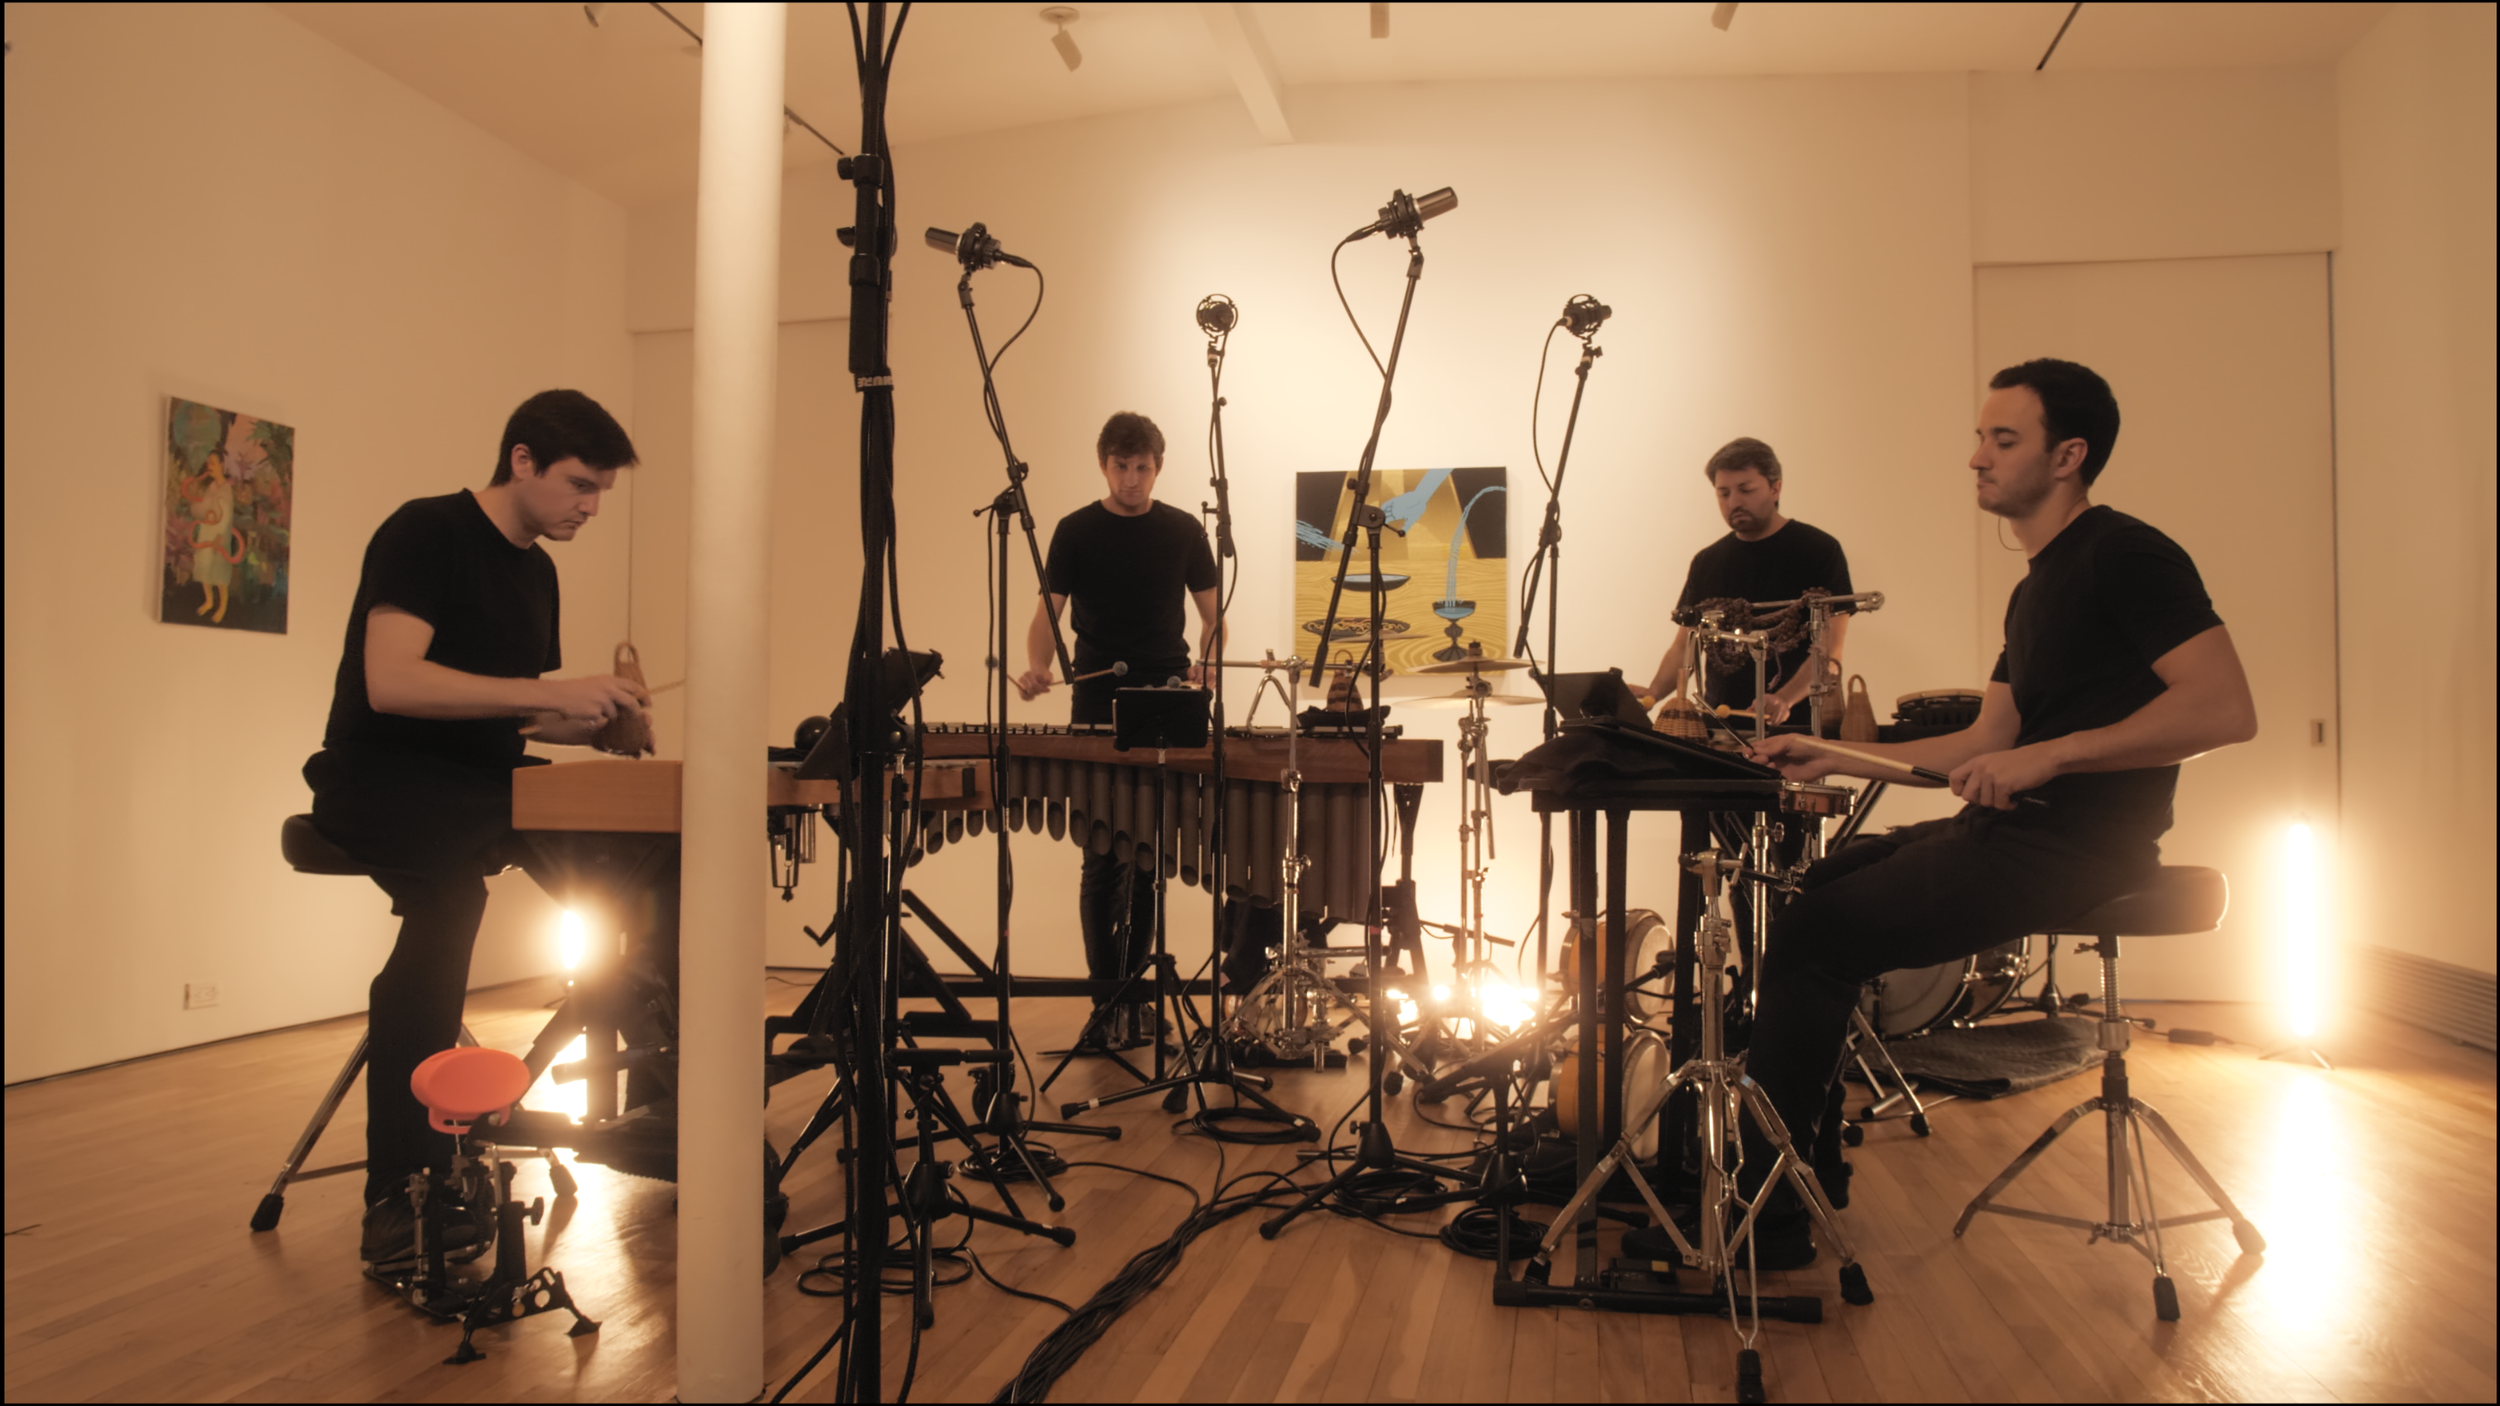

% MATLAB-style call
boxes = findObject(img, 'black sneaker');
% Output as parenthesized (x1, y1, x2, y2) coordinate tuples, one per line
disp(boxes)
(360, 1189, 490, 1269)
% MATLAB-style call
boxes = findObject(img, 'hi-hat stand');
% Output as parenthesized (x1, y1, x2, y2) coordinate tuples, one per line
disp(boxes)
(1505, 851, 1873, 1402)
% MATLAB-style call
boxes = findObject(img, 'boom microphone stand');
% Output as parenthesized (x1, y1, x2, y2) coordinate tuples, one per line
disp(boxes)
(1512, 296, 1610, 999)
(1264, 187, 1465, 1239)
(941, 218, 1113, 1196)
(1059, 299, 1309, 1143)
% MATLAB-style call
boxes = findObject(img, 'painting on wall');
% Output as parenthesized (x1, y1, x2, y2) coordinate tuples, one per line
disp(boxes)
(1293, 467, 1508, 683)
(161, 397, 292, 634)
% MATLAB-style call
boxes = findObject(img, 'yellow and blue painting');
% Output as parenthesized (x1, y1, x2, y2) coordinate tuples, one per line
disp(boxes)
(161, 397, 292, 634)
(1294, 467, 1507, 678)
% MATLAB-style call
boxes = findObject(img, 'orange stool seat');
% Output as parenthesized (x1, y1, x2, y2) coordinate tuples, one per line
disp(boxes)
(411, 1047, 532, 1134)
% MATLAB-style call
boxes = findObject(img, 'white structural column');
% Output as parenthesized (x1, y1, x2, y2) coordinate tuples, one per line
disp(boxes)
(680, 3, 784, 1401)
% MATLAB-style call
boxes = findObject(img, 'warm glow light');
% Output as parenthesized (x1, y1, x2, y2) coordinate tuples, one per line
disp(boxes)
(1480, 982, 1533, 1031)
(559, 909, 586, 971)
(1431, 984, 1451, 1002)
(2284, 822, 2323, 1039)
(525, 1034, 590, 1122)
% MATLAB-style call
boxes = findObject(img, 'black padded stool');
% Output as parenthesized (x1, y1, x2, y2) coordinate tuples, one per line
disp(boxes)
(1953, 865, 2265, 1321)
(249, 815, 510, 1232)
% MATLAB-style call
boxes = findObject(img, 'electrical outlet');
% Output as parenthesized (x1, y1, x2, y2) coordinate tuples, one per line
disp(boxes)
(184, 982, 220, 1010)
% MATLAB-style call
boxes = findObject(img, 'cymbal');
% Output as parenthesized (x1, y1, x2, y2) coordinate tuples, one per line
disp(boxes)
(1401, 690, 1542, 707)
(1411, 655, 1532, 675)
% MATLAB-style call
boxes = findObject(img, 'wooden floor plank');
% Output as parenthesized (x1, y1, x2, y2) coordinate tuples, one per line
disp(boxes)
(7, 986, 2494, 1403)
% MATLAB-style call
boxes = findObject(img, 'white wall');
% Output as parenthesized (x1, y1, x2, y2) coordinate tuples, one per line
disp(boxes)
(616, 67, 2358, 994)
(2332, 2, 2499, 976)
(2, 2, 633, 1082)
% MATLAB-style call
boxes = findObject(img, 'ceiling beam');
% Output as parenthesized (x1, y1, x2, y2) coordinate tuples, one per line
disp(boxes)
(1199, 3, 1293, 145)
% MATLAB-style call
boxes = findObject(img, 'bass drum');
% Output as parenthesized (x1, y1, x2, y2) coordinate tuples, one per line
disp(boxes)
(1864, 938, 2029, 1038)
(1558, 909, 1675, 1025)
(1554, 1027, 1669, 1162)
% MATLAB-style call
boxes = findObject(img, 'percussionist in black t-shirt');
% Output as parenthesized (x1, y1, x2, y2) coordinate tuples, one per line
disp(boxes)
(1728, 360, 2258, 1268)
(300, 390, 649, 1268)
(1017, 411, 1221, 1050)
(1641, 438, 1856, 724)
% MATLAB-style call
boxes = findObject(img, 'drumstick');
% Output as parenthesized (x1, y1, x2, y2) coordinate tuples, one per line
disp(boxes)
(1065, 661, 1129, 685)
(1780, 733, 2049, 807)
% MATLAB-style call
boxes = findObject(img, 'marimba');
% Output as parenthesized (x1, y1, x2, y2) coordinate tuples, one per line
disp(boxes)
(915, 724, 1443, 920)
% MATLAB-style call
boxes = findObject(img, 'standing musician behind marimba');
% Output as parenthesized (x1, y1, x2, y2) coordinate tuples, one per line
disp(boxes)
(299, 391, 650, 1272)
(1015, 411, 1222, 1053)
(1639, 436, 1857, 723)
(1739, 359, 2258, 1270)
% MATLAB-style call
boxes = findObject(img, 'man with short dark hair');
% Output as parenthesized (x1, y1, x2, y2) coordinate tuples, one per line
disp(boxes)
(1642, 437, 1856, 723)
(1721, 359, 2258, 1268)
(1020, 411, 1221, 1049)
(303, 388, 650, 1269)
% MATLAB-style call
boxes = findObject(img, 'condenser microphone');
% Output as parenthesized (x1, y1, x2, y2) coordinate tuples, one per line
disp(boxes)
(1347, 186, 1458, 242)
(924, 223, 1032, 270)
(1561, 294, 1612, 337)
(1196, 295, 1237, 337)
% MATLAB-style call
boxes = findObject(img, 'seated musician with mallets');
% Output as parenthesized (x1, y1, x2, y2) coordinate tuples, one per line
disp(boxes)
(1016, 411, 1221, 1052)
(1735, 359, 2258, 1267)
(301, 390, 649, 1270)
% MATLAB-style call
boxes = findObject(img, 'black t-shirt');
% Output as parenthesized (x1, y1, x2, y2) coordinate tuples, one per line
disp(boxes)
(1990, 505, 2223, 832)
(1045, 500, 1219, 713)
(321, 490, 562, 769)
(1673, 519, 1854, 708)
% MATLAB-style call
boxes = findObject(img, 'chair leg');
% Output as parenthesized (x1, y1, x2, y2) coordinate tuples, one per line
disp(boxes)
(250, 1023, 484, 1232)
(1954, 1094, 2102, 1236)
(251, 1032, 369, 1231)
(2134, 1097, 2267, 1255)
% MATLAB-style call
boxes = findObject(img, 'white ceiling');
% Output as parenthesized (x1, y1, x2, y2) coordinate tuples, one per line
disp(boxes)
(270, 2, 2393, 208)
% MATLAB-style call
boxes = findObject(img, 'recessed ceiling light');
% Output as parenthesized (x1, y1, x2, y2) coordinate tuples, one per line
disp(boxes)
(1042, 6, 1082, 72)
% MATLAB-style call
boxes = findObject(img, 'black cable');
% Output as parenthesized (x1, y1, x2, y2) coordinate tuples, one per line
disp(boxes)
(1528, 318, 1566, 492)
(1329, 234, 1384, 377)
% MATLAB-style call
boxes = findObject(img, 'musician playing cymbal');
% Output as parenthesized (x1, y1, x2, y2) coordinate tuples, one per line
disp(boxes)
(1641, 437, 1856, 724)
(1019, 411, 1221, 1050)
(1731, 359, 2257, 1269)
(299, 390, 649, 1271)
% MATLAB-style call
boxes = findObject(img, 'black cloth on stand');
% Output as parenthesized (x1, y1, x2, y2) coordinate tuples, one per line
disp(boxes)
(303, 490, 562, 1206)
(1672, 519, 1853, 710)
(1743, 504, 2220, 1213)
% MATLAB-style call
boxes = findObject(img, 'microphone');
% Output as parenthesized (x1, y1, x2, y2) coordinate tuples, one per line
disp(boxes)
(1561, 294, 1611, 337)
(1196, 295, 1237, 337)
(924, 223, 1032, 270)
(1348, 186, 1458, 242)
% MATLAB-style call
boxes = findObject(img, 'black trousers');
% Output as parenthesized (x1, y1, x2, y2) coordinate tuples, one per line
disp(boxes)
(1069, 687, 1162, 1001)
(304, 746, 529, 1206)
(1741, 810, 2159, 1199)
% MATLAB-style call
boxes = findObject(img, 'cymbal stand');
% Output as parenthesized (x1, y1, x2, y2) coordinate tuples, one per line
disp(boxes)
(1516, 852, 1871, 1392)
(1222, 655, 1361, 1068)
(1404, 666, 1519, 1078)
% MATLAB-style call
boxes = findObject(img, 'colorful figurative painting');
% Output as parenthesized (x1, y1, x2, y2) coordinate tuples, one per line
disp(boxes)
(161, 397, 292, 634)
(1293, 468, 1508, 680)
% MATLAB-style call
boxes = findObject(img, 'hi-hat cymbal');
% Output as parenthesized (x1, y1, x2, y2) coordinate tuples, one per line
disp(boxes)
(1411, 655, 1532, 675)
(1401, 690, 1542, 707)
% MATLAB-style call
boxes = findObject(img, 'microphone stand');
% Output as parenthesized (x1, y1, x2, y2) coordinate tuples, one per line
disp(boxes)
(955, 251, 1112, 1207)
(1512, 319, 1604, 998)
(1062, 309, 1310, 1141)
(1265, 212, 1458, 1239)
